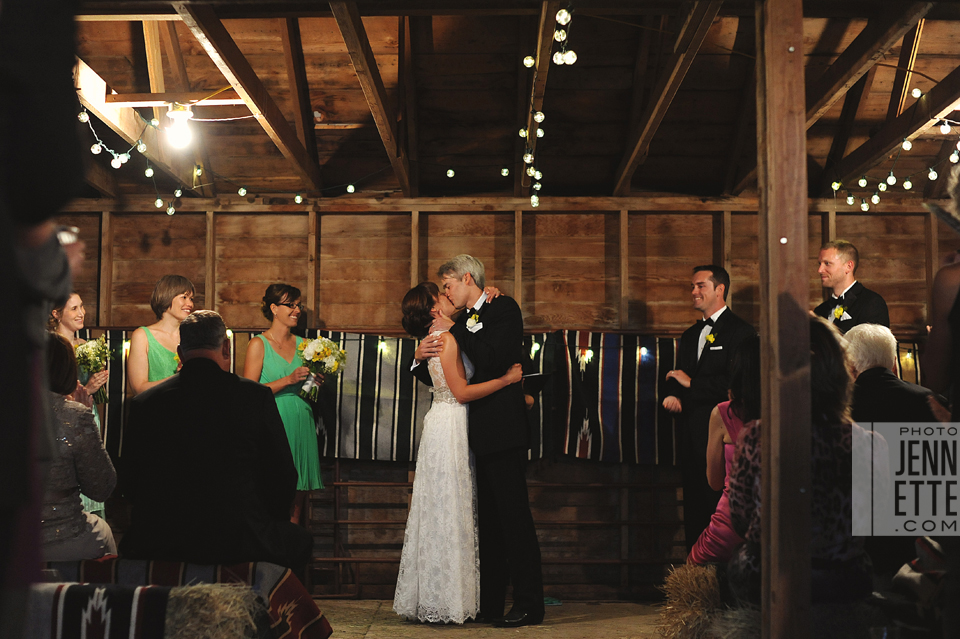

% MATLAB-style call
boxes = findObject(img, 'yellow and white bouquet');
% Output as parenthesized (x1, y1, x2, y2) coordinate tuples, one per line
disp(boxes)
(75, 335, 112, 404)
(297, 336, 347, 401)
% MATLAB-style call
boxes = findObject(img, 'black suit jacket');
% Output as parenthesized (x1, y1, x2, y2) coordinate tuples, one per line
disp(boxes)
(414, 295, 527, 456)
(852, 367, 938, 424)
(120, 358, 301, 566)
(663, 308, 756, 448)
(814, 281, 889, 333)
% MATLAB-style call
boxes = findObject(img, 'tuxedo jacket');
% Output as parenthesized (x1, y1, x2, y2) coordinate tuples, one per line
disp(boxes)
(413, 295, 528, 456)
(663, 308, 756, 448)
(813, 281, 889, 333)
(120, 358, 302, 566)
(852, 367, 938, 424)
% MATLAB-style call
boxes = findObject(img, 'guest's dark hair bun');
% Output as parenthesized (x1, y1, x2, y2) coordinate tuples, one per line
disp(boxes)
(261, 283, 301, 320)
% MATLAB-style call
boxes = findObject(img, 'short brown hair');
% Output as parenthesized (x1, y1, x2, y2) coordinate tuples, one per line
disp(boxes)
(180, 310, 227, 353)
(47, 332, 78, 395)
(821, 240, 859, 273)
(150, 275, 195, 320)
(401, 282, 439, 338)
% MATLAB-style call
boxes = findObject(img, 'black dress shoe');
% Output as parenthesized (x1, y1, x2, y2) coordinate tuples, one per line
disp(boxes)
(494, 611, 543, 628)
(466, 614, 497, 624)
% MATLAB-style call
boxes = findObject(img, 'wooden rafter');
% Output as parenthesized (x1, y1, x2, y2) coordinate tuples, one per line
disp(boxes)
(173, 2, 323, 191)
(806, 3, 932, 129)
(612, 1, 722, 196)
(142, 21, 166, 125)
(836, 63, 960, 185)
(85, 158, 119, 198)
(923, 139, 955, 200)
(74, 57, 196, 188)
(887, 18, 925, 121)
(722, 15, 756, 196)
(106, 91, 245, 107)
(161, 22, 190, 93)
(399, 16, 420, 197)
(280, 17, 320, 169)
(519, 1, 560, 190)
(330, 1, 412, 196)
(816, 69, 875, 195)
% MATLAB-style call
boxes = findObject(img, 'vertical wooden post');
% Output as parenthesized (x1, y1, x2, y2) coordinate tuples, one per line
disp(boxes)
(98, 211, 113, 326)
(205, 211, 216, 312)
(756, 1, 811, 637)
(821, 209, 836, 243)
(620, 210, 629, 329)
(308, 209, 318, 327)
(411, 210, 420, 288)
(515, 210, 523, 306)
(926, 211, 939, 321)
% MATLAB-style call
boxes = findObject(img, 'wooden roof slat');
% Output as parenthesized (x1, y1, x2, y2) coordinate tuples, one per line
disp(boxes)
(519, 1, 560, 190)
(330, 1, 412, 197)
(399, 16, 420, 197)
(886, 18, 925, 121)
(173, 2, 324, 191)
(816, 68, 875, 194)
(836, 63, 960, 185)
(105, 91, 246, 107)
(161, 21, 191, 92)
(612, 1, 723, 196)
(923, 139, 955, 200)
(280, 17, 320, 171)
(85, 159, 119, 198)
(806, 3, 932, 129)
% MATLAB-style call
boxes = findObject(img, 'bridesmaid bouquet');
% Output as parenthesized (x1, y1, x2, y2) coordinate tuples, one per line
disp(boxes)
(75, 335, 111, 404)
(297, 336, 347, 401)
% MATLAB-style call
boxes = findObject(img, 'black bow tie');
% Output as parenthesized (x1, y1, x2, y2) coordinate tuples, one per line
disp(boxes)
(696, 318, 715, 330)
(835, 295, 845, 302)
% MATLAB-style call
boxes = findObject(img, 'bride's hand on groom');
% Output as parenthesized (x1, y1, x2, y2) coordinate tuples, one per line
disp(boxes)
(415, 334, 443, 361)
(483, 286, 501, 300)
(430, 313, 454, 333)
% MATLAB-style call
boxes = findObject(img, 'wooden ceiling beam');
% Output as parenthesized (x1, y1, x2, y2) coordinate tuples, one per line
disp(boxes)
(815, 68, 875, 195)
(330, 1, 412, 196)
(173, 2, 323, 191)
(142, 20, 166, 125)
(887, 18, 925, 121)
(612, 1, 722, 196)
(923, 139, 955, 200)
(160, 21, 191, 92)
(280, 17, 320, 169)
(806, 3, 932, 129)
(106, 92, 246, 107)
(399, 16, 420, 197)
(836, 63, 960, 185)
(85, 159, 119, 198)
(519, 1, 561, 190)
(74, 57, 196, 189)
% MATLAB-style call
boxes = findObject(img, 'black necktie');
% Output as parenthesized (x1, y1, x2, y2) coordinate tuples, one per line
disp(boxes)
(697, 317, 715, 330)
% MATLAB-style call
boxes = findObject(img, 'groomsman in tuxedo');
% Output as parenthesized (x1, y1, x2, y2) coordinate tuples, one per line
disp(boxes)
(813, 240, 889, 333)
(662, 265, 755, 551)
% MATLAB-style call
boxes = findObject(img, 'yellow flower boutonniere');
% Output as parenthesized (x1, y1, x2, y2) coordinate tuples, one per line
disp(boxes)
(833, 305, 845, 319)
(466, 312, 480, 329)
(705, 332, 716, 344)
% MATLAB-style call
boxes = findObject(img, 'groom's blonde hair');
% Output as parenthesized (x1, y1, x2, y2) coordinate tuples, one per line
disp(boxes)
(437, 254, 485, 289)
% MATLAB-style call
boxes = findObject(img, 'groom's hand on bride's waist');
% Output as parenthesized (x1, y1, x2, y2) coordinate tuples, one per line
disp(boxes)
(415, 334, 443, 361)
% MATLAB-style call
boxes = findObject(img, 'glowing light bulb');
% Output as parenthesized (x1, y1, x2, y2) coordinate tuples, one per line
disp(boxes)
(534, 170, 542, 180)
(858, 176, 868, 188)
(530, 194, 540, 207)
(78, 111, 90, 123)
(553, 51, 565, 65)
(137, 141, 147, 153)
(523, 152, 535, 164)
(166, 120, 192, 148)
(110, 156, 122, 169)
(174, 188, 183, 198)
(929, 168, 939, 180)
(556, 9, 572, 25)
(526, 166, 536, 176)
(237, 186, 247, 197)
(346, 184, 355, 193)
(562, 50, 578, 65)
(941, 121, 952, 135)
(295, 193, 303, 204)
(536, 128, 544, 138)
(155, 197, 164, 208)
(501, 168, 510, 177)
(523, 55, 535, 68)
(533, 182, 542, 190)
(845, 193, 855, 206)
(902, 139, 913, 151)
(519, 128, 527, 138)
(144, 166, 154, 178)
(554, 29, 567, 42)
(903, 178, 913, 190)
(951, 150, 960, 164)
(911, 87, 922, 99)
(150, 118, 160, 127)
(194, 165, 203, 177)
(878, 182, 888, 192)
(534, 111, 545, 123)
(886, 172, 897, 185)
(871, 192, 880, 205)
(166, 205, 176, 216)
(830, 181, 841, 191)
(446, 168, 455, 178)
(91, 143, 102, 155)
(860, 199, 869, 212)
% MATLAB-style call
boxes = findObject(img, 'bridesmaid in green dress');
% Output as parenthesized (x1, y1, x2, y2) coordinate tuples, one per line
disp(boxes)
(127, 275, 195, 396)
(50, 292, 110, 518)
(243, 283, 323, 525)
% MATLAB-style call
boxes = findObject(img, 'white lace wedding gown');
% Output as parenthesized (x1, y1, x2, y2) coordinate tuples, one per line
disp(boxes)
(393, 332, 479, 623)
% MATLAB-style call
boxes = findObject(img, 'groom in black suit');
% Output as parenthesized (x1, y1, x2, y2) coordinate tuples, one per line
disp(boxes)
(413, 254, 544, 627)
(662, 265, 755, 551)
(813, 240, 889, 333)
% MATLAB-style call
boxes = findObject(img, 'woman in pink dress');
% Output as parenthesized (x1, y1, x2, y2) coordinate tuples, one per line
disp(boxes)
(687, 334, 760, 565)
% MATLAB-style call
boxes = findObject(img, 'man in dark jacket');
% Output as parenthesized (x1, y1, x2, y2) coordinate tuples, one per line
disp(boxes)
(120, 311, 312, 577)
(814, 240, 889, 333)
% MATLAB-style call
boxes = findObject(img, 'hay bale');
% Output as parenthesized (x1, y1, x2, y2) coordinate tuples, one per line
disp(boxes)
(164, 583, 261, 639)
(657, 564, 723, 639)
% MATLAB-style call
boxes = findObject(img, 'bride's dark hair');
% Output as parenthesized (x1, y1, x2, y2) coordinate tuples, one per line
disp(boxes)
(402, 282, 439, 338)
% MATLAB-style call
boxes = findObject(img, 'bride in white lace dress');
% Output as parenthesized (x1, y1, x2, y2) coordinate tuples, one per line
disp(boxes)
(395, 282, 522, 624)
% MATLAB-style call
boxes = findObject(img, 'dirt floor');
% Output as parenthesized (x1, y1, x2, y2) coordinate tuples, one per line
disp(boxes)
(316, 600, 662, 638)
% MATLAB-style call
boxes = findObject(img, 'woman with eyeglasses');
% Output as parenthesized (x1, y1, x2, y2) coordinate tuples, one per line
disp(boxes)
(243, 283, 322, 525)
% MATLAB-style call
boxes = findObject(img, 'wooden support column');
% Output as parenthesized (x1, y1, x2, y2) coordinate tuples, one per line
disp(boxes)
(411, 210, 420, 288)
(756, 1, 811, 637)
(205, 211, 216, 311)
(822, 208, 837, 243)
(515, 210, 523, 307)
(926, 211, 939, 321)
(620, 210, 629, 329)
(308, 210, 319, 326)
(98, 211, 113, 326)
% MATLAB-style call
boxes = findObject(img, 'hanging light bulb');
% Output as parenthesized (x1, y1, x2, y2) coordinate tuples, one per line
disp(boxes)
(155, 197, 164, 208)
(237, 186, 247, 196)
(174, 187, 183, 198)
(845, 193, 855, 206)
(165, 102, 194, 149)
(929, 167, 939, 180)
(523, 55, 536, 68)
(501, 168, 510, 177)
(144, 165, 154, 178)
(446, 168, 455, 178)
(78, 111, 90, 123)
(562, 49, 578, 65)
(901, 138, 913, 151)
(878, 182, 888, 192)
(526, 166, 536, 177)
(857, 176, 868, 188)
(523, 152, 535, 164)
(911, 87, 923, 99)
(554, 29, 567, 42)
(951, 150, 960, 164)
(137, 140, 148, 154)
(941, 121, 952, 135)
(530, 194, 540, 207)
(91, 143, 102, 155)
(860, 199, 869, 212)
(556, 8, 572, 25)
(533, 182, 542, 191)
(553, 51, 565, 65)
(536, 128, 544, 138)
(166, 205, 176, 216)
(346, 184, 355, 193)
(150, 118, 160, 127)
(903, 178, 913, 190)
(886, 172, 897, 185)
(194, 165, 203, 177)
(534, 170, 543, 180)
(830, 181, 841, 191)
(534, 111, 545, 123)
(518, 128, 527, 138)
(294, 193, 303, 204)
(110, 156, 122, 169)
(871, 192, 880, 205)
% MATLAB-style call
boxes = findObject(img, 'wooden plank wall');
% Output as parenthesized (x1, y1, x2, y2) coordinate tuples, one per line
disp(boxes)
(56, 208, 949, 338)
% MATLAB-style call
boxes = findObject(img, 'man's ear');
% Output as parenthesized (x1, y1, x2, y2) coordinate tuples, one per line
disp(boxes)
(463, 272, 474, 287)
(221, 338, 231, 360)
(717, 283, 726, 301)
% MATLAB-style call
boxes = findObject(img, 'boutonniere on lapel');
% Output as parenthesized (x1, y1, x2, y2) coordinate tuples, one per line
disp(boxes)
(705, 332, 716, 344)
(466, 311, 480, 329)
(833, 305, 852, 321)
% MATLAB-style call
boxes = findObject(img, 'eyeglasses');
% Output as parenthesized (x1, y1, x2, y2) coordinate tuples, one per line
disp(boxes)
(278, 303, 305, 311)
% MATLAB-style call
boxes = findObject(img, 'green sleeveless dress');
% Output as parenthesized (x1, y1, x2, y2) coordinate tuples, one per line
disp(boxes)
(257, 334, 323, 490)
(142, 327, 179, 382)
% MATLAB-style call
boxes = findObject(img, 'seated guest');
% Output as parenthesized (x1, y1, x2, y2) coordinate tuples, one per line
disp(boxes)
(845, 323, 940, 424)
(728, 318, 874, 605)
(42, 333, 117, 561)
(687, 335, 760, 565)
(120, 310, 312, 577)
